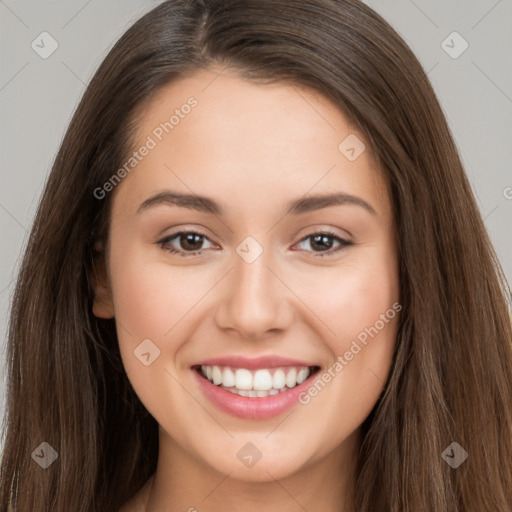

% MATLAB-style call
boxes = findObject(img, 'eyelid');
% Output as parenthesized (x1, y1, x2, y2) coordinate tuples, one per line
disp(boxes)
(295, 223, 353, 241)
(156, 224, 214, 240)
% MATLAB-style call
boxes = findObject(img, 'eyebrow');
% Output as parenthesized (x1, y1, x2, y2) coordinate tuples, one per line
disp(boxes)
(137, 191, 221, 215)
(287, 192, 376, 216)
(136, 190, 376, 216)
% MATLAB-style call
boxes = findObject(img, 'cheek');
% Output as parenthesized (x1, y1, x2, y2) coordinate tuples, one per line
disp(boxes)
(292, 247, 399, 395)
(293, 259, 399, 444)
(109, 247, 209, 339)
(292, 254, 399, 347)
(107, 244, 222, 391)
(107, 248, 199, 420)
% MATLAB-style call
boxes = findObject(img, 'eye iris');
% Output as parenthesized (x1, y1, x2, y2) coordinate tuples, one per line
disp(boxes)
(311, 234, 333, 251)
(181, 233, 203, 251)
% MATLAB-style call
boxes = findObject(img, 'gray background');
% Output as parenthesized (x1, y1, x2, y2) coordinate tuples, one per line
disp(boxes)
(1, 0, 511, 437)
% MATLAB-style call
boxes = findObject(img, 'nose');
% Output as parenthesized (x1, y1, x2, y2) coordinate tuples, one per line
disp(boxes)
(214, 246, 295, 340)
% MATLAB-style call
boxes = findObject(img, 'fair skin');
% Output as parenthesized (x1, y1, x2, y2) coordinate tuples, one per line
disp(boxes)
(93, 68, 400, 512)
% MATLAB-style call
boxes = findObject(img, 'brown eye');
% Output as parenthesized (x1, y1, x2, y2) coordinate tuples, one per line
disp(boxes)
(179, 232, 205, 251)
(310, 234, 336, 251)
(295, 231, 352, 257)
(157, 230, 215, 256)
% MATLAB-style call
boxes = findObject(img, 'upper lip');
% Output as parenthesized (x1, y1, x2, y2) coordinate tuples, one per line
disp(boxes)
(193, 355, 317, 370)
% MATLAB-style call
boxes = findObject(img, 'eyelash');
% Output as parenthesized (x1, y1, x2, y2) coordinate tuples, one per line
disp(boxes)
(156, 229, 353, 258)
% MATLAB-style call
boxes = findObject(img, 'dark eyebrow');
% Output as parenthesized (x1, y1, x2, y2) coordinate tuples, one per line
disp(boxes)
(136, 191, 376, 216)
(286, 192, 376, 216)
(137, 191, 223, 215)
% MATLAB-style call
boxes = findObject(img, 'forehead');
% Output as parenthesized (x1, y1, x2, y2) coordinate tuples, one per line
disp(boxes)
(136, 68, 357, 158)
(118, 69, 390, 221)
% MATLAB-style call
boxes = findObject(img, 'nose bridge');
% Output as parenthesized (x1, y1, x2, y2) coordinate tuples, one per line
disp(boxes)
(215, 241, 293, 337)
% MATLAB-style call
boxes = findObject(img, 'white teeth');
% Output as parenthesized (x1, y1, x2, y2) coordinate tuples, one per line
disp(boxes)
(253, 369, 273, 391)
(222, 368, 235, 388)
(235, 369, 253, 390)
(272, 369, 286, 389)
(212, 366, 223, 385)
(285, 368, 297, 388)
(296, 368, 310, 384)
(199, 364, 315, 394)
(224, 387, 288, 397)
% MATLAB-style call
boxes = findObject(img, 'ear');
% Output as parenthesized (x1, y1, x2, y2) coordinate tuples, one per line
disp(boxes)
(91, 241, 115, 319)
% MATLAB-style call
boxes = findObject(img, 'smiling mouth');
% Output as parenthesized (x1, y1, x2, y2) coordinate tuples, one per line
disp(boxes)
(193, 364, 321, 397)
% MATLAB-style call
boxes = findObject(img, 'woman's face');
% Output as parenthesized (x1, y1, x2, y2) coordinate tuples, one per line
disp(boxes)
(94, 69, 400, 482)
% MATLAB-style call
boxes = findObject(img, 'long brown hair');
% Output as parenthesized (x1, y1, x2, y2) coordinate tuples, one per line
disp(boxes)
(1, 0, 511, 510)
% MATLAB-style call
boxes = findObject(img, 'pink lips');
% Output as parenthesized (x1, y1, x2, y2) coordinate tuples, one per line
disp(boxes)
(192, 355, 319, 420)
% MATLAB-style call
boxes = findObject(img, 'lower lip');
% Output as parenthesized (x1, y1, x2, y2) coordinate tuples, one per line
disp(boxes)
(193, 368, 318, 420)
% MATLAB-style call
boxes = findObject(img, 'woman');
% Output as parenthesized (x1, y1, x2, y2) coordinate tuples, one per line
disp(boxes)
(1, 0, 511, 510)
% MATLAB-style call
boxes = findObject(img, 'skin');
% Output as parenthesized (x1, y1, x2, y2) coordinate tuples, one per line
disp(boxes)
(93, 68, 400, 512)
